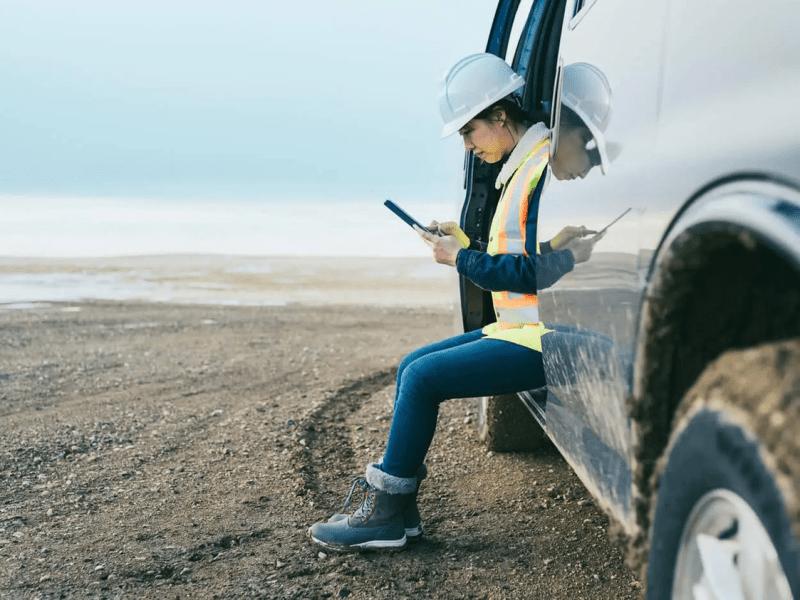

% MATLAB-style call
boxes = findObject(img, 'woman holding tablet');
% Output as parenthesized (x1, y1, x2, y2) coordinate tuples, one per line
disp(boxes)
(310, 55, 610, 551)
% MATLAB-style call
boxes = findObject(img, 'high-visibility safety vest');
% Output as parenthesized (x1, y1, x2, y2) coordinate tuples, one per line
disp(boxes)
(481, 138, 553, 353)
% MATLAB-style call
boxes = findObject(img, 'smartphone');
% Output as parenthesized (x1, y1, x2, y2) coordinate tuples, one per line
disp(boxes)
(597, 207, 632, 235)
(384, 199, 433, 234)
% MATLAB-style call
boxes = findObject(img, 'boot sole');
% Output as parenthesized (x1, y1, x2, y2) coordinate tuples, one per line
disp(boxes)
(328, 514, 423, 541)
(310, 533, 407, 552)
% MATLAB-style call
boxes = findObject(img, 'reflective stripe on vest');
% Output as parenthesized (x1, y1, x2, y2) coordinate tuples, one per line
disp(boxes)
(486, 139, 549, 326)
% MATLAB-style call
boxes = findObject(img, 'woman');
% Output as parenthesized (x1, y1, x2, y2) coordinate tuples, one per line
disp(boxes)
(309, 55, 609, 551)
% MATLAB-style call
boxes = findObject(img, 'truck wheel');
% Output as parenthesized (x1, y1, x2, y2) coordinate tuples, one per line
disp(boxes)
(646, 342, 800, 600)
(477, 394, 545, 452)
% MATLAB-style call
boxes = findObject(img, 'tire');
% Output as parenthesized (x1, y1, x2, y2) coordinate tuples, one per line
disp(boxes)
(646, 341, 800, 600)
(477, 394, 545, 452)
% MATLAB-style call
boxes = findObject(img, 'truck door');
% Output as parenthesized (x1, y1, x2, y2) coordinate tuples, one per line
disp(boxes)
(537, 0, 670, 534)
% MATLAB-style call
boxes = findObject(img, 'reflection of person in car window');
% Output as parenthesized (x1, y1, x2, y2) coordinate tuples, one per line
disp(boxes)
(549, 106, 596, 181)
(309, 55, 610, 552)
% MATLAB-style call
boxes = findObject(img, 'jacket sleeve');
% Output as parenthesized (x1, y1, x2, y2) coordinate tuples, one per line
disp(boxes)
(456, 247, 574, 293)
(455, 169, 575, 293)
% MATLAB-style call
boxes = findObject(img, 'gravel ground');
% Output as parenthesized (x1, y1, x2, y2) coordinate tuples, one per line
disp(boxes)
(0, 301, 641, 599)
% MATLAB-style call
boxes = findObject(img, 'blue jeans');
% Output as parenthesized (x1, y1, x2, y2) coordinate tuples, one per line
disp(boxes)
(381, 329, 546, 479)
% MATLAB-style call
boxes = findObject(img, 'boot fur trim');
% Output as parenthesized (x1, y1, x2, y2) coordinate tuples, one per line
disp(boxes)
(377, 457, 427, 482)
(366, 463, 417, 495)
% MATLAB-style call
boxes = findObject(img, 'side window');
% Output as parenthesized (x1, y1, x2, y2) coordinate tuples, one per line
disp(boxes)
(570, 0, 598, 27)
(504, 0, 535, 65)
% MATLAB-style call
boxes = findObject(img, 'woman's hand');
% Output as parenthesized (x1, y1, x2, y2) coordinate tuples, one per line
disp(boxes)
(437, 221, 471, 248)
(414, 225, 463, 267)
(567, 230, 605, 263)
(550, 225, 598, 250)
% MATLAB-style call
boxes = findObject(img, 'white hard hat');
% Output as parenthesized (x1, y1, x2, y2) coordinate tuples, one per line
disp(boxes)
(559, 62, 613, 173)
(439, 53, 525, 138)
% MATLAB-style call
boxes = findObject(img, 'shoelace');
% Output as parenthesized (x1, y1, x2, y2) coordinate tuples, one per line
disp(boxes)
(342, 476, 376, 521)
(342, 476, 368, 512)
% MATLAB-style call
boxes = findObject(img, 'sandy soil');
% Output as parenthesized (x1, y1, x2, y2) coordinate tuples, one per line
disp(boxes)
(0, 301, 641, 599)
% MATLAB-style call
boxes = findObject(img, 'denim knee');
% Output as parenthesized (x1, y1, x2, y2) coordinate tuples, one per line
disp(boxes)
(398, 357, 442, 403)
(396, 352, 416, 386)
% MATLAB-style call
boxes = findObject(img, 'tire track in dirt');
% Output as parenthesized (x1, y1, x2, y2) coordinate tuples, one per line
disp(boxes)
(288, 367, 397, 501)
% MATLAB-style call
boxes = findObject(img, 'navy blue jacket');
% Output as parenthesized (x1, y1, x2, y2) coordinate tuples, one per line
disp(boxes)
(455, 167, 575, 294)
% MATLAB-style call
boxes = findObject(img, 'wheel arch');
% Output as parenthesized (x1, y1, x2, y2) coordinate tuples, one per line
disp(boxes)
(626, 174, 800, 567)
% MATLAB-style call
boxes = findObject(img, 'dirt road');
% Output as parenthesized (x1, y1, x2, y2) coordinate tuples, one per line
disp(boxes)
(0, 302, 640, 599)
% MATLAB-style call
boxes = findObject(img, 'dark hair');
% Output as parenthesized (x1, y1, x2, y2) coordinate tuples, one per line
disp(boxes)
(559, 105, 601, 166)
(559, 105, 589, 134)
(473, 97, 530, 127)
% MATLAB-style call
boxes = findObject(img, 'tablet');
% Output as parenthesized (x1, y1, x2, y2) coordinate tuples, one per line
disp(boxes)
(383, 199, 432, 234)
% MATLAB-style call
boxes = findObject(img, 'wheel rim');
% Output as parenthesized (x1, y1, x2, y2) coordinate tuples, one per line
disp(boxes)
(672, 489, 794, 600)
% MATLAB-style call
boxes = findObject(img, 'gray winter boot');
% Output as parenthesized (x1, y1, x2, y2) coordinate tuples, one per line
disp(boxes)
(326, 463, 426, 540)
(309, 463, 416, 551)
(400, 463, 425, 539)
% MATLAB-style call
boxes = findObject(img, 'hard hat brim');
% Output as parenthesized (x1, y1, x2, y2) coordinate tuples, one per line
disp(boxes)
(440, 78, 525, 139)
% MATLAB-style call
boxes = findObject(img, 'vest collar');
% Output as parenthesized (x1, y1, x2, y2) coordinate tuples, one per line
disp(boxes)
(495, 121, 550, 190)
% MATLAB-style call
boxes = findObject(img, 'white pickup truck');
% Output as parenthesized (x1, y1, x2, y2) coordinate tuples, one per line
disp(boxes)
(460, 1, 800, 597)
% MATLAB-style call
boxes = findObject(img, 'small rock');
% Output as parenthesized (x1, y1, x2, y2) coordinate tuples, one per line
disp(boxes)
(276, 560, 285, 568)
(39, 574, 51, 582)
(338, 588, 351, 598)
(318, 551, 327, 559)
(95, 564, 105, 571)
(180, 567, 191, 576)
(211, 409, 224, 417)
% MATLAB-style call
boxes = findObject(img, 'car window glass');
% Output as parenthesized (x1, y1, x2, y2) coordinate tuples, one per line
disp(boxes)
(505, 0, 535, 64)
(570, 0, 598, 27)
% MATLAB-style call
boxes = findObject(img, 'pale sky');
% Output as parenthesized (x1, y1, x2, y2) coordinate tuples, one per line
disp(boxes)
(0, 1, 498, 204)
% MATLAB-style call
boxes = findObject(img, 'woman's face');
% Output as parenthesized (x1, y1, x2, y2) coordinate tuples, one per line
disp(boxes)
(458, 117, 512, 164)
(550, 126, 593, 181)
